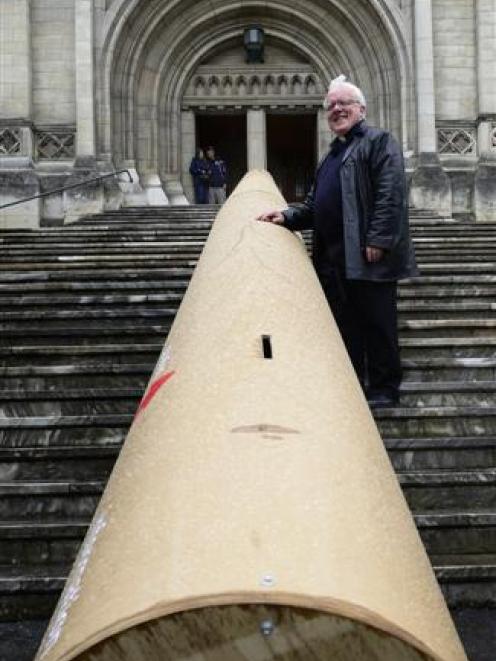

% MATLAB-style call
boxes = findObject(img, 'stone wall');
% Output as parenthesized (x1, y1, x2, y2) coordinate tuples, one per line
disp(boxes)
(433, 0, 476, 120)
(31, 0, 76, 125)
(0, 0, 31, 119)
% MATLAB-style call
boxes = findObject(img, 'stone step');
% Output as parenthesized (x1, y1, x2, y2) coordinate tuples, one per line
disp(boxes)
(0, 397, 138, 418)
(0, 326, 167, 346)
(399, 320, 496, 337)
(0, 243, 206, 257)
(0, 484, 102, 521)
(0, 357, 491, 391)
(0, 294, 493, 312)
(1, 435, 494, 483)
(0, 552, 496, 624)
(0, 365, 151, 391)
(0, 230, 212, 242)
(398, 300, 496, 313)
(399, 337, 496, 359)
(0, 254, 201, 268)
(412, 232, 496, 240)
(0, 267, 195, 283)
(419, 262, 496, 274)
(375, 405, 496, 437)
(0, 292, 184, 308)
(0, 415, 133, 447)
(0, 344, 161, 367)
(2, 260, 493, 275)
(0, 445, 120, 481)
(0, 279, 190, 295)
(399, 382, 496, 408)
(0, 277, 492, 299)
(402, 357, 496, 382)
(0, 465, 495, 519)
(398, 470, 496, 511)
(0, 339, 494, 368)
(0, 306, 176, 321)
(0, 513, 494, 564)
(2, 237, 494, 249)
(0, 341, 492, 368)
(1, 382, 496, 419)
(386, 435, 496, 471)
(399, 286, 496, 298)
(404, 275, 496, 285)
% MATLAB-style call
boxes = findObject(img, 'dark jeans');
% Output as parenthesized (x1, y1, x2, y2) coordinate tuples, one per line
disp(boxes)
(319, 269, 402, 399)
(193, 180, 209, 204)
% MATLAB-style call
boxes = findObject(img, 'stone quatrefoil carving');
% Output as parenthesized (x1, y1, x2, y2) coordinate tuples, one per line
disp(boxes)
(438, 127, 477, 155)
(0, 128, 22, 155)
(35, 131, 75, 160)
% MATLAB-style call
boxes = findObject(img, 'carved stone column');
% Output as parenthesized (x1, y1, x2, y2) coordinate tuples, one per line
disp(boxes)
(181, 109, 196, 203)
(0, 0, 32, 122)
(75, 0, 96, 165)
(317, 108, 330, 161)
(410, 0, 452, 216)
(475, 0, 496, 221)
(247, 108, 267, 170)
(0, 0, 39, 228)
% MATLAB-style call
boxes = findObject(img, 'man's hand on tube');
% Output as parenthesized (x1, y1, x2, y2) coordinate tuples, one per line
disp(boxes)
(365, 246, 385, 263)
(256, 210, 285, 224)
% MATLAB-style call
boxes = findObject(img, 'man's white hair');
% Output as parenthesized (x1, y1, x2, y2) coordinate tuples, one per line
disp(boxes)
(323, 75, 366, 109)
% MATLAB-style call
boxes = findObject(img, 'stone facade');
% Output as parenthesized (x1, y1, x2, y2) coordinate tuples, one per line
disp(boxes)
(0, 0, 495, 227)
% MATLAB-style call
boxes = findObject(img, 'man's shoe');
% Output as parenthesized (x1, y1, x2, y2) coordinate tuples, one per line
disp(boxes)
(367, 394, 399, 409)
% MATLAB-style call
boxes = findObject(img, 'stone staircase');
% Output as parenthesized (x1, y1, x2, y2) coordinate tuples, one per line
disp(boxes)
(0, 206, 495, 660)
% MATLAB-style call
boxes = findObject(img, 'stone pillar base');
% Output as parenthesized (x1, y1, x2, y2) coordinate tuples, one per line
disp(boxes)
(63, 164, 104, 224)
(474, 154, 496, 222)
(142, 173, 170, 206)
(409, 153, 452, 217)
(0, 168, 41, 229)
(118, 167, 148, 207)
(163, 175, 188, 205)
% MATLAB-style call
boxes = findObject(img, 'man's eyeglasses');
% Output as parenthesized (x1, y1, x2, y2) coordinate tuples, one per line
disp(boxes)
(324, 99, 361, 111)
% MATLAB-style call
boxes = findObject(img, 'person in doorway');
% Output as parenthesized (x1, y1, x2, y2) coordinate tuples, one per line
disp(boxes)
(189, 148, 210, 204)
(206, 146, 227, 204)
(257, 76, 418, 408)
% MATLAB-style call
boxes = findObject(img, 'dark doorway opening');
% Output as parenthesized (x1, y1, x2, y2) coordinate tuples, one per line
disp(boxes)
(195, 114, 247, 195)
(267, 113, 317, 203)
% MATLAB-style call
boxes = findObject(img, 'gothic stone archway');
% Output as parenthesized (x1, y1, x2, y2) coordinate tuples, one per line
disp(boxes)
(97, 0, 412, 203)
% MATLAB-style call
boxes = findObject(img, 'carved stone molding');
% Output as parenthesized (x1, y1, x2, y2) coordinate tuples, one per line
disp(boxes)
(183, 68, 324, 108)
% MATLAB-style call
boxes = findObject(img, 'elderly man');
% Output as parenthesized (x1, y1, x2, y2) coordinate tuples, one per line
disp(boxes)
(258, 77, 418, 408)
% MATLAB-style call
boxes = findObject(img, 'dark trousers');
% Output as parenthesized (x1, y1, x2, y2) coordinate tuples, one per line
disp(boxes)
(320, 270, 402, 399)
(193, 180, 209, 204)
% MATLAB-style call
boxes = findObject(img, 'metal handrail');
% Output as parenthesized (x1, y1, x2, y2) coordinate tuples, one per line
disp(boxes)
(0, 169, 133, 211)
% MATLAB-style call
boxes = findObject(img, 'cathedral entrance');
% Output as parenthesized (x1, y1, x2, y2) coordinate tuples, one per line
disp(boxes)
(267, 113, 317, 203)
(196, 114, 247, 195)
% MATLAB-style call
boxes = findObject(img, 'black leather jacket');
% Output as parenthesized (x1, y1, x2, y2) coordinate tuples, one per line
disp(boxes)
(283, 122, 418, 281)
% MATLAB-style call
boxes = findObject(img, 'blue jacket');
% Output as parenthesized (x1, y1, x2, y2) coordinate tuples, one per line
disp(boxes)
(189, 157, 209, 181)
(207, 159, 227, 187)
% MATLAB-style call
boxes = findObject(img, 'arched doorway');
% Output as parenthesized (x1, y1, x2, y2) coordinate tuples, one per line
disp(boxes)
(180, 39, 322, 202)
(99, 0, 412, 204)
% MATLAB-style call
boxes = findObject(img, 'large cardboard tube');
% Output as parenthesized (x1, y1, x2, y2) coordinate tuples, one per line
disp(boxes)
(36, 171, 467, 661)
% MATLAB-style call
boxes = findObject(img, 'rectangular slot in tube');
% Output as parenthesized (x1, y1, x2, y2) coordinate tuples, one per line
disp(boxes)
(262, 335, 273, 359)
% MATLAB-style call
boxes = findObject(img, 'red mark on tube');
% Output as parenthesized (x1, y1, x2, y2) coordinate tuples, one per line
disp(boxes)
(136, 371, 175, 415)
